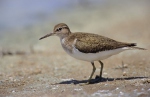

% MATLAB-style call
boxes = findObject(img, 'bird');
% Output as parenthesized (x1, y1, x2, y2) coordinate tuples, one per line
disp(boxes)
(39, 23, 146, 85)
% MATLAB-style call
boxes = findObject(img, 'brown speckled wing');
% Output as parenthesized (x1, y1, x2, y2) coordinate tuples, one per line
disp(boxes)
(74, 32, 136, 53)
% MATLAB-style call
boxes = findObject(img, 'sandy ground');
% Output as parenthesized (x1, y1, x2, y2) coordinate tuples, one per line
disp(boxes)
(0, 1, 150, 97)
(0, 48, 150, 97)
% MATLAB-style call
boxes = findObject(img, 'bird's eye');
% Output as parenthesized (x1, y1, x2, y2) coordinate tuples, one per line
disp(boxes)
(58, 28, 62, 31)
(56, 28, 62, 32)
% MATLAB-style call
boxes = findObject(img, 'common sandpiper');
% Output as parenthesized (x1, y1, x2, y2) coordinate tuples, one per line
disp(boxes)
(39, 23, 145, 85)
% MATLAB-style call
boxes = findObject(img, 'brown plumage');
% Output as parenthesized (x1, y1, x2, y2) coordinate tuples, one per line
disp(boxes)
(66, 32, 142, 53)
(51, 23, 145, 53)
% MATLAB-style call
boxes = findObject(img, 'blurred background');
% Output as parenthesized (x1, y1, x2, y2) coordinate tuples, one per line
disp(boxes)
(0, 1, 150, 96)
(0, 0, 150, 52)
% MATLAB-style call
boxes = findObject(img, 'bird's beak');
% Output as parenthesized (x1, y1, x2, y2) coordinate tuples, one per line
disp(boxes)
(39, 33, 54, 40)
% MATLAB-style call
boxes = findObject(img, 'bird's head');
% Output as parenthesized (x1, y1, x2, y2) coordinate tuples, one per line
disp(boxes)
(39, 23, 71, 40)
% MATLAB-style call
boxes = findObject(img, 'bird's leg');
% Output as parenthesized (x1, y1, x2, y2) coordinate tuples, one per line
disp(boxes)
(87, 62, 96, 83)
(80, 62, 96, 85)
(98, 61, 104, 79)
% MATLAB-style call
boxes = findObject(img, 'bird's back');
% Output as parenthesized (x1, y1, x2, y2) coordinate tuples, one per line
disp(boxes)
(66, 32, 136, 53)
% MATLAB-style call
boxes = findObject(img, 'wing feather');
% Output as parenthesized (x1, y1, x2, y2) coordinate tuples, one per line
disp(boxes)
(74, 33, 134, 53)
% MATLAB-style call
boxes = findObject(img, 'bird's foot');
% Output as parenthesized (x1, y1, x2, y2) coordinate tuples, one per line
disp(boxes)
(79, 76, 103, 86)
(95, 75, 102, 79)
(93, 75, 104, 82)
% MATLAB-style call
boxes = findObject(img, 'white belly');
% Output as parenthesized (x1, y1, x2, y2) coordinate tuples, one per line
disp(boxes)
(63, 46, 129, 62)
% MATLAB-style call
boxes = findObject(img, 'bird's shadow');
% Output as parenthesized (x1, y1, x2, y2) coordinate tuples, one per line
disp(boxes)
(52, 76, 148, 85)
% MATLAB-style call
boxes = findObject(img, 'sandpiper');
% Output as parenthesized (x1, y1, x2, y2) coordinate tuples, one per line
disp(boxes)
(39, 23, 145, 84)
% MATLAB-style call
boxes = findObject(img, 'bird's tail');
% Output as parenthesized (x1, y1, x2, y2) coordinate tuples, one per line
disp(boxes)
(128, 43, 146, 50)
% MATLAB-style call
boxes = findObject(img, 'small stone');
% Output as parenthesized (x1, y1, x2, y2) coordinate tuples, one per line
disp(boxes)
(12, 90, 15, 93)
